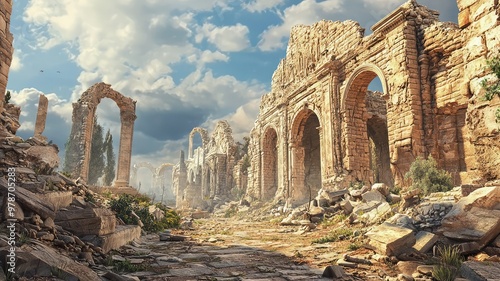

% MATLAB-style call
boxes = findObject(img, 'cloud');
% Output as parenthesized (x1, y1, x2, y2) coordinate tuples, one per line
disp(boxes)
(244, 0, 284, 13)
(11, 49, 24, 71)
(258, 0, 344, 51)
(197, 23, 251, 52)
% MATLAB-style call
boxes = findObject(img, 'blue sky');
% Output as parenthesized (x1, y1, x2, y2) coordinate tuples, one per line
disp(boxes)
(7, 0, 459, 189)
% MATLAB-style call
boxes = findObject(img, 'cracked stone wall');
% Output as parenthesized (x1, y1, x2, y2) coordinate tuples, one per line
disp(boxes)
(0, 0, 13, 111)
(246, 0, 500, 205)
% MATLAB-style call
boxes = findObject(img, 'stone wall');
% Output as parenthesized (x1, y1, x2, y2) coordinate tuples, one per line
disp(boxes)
(246, 0, 500, 205)
(0, 0, 13, 111)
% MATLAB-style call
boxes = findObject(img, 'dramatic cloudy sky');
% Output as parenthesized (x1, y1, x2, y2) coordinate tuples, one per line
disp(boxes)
(7, 0, 458, 189)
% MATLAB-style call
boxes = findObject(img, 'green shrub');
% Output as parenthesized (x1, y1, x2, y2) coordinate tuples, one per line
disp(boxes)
(432, 245, 463, 281)
(404, 156, 453, 196)
(481, 55, 500, 123)
(109, 194, 180, 232)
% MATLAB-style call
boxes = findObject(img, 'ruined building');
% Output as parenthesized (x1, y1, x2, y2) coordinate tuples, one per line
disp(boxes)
(245, 0, 500, 206)
(65, 83, 136, 187)
(173, 120, 245, 209)
(0, 0, 13, 112)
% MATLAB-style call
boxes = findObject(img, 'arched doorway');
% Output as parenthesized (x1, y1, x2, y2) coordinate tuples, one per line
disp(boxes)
(188, 127, 209, 159)
(291, 108, 322, 205)
(343, 65, 393, 186)
(261, 127, 278, 201)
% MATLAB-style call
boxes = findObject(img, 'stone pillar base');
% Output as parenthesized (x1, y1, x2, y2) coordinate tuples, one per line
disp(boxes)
(113, 180, 129, 187)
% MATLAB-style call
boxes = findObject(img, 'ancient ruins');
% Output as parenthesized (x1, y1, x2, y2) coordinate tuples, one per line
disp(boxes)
(65, 82, 137, 187)
(0, 0, 500, 280)
(245, 0, 500, 206)
(0, 0, 13, 112)
(130, 161, 175, 201)
(172, 121, 247, 209)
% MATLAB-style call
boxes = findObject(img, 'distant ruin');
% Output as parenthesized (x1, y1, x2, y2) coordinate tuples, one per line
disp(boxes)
(245, 0, 500, 206)
(173, 121, 246, 209)
(65, 83, 136, 187)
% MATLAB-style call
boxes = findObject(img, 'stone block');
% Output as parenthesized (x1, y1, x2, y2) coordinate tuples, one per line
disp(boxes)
(191, 211, 210, 219)
(366, 222, 416, 256)
(460, 261, 500, 281)
(39, 191, 72, 211)
(0, 243, 100, 281)
(372, 183, 390, 197)
(412, 231, 438, 253)
(83, 225, 141, 253)
(362, 190, 386, 203)
(458, 8, 471, 28)
(440, 207, 500, 246)
(55, 207, 116, 236)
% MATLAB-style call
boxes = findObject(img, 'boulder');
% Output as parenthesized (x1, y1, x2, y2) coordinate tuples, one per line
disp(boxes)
(439, 186, 500, 247)
(460, 261, 500, 281)
(39, 191, 73, 211)
(24, 145, 60, 174)
(55, 207, 116, 236)
(440, 207, 500, 245)
(0, 243, 100, 281)
(366, 222, 416, 256)
(372, 183, 390, 197)
(362, 190, 386, 203)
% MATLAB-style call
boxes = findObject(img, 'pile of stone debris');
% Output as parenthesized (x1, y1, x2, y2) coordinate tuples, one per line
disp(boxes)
(259, 182, 500, 280)
(0, 133, 145, 280)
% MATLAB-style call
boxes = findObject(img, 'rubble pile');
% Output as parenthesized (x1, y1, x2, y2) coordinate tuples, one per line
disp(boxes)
(0, 121, 144, 280)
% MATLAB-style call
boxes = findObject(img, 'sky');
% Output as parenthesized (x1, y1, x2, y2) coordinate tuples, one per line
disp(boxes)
(7, 0, 459, 191)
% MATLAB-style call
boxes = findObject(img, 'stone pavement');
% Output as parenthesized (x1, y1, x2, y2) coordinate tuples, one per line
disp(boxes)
(93, 232, 330, 281)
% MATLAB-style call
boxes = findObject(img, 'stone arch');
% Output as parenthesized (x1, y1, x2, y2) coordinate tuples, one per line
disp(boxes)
(290, 107, 322, 205)
(342, 64, 392, 186)
(188, 127, 209, 159)
(66, 82, 136, 186)
(155, 162, 174, 189)
(261, 126, 279, 201)
(130, 162, 156, 188)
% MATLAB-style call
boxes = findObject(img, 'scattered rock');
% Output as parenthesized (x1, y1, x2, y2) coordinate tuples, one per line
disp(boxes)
(366, 222, 416, 256)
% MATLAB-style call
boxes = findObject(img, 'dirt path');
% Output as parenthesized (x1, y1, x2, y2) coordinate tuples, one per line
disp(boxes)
(102, 217, 398, 280)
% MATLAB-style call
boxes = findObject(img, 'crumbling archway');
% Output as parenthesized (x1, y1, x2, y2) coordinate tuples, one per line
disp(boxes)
(66, 83, 136, 186)
(188, 127, 209, 159)
(290, 107, 322, 205)
(342, 64, 393, 186)
(130, 162, 156, 189)
(261, 126, 278, 201)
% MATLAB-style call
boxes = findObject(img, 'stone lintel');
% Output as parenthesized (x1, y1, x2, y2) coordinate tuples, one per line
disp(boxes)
(371, 6, 406, 34)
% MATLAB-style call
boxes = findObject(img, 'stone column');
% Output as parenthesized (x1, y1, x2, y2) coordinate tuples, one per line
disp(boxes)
(114, 109, 136, 187)
(33, 94, 48, 141)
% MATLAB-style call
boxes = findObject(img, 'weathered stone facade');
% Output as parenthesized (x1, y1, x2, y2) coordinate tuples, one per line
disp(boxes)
(65, 82, 136, 187)
(173, 120, 244, 209)
(0, 0, 13, 111)
(246, 0, 500, 206)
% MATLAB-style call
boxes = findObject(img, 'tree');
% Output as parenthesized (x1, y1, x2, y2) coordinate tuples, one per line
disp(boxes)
(103, 129, 116, 186)
(4, 91, 11, 104)
(481, 56, 500, 122)
(88, 116, 105, 185)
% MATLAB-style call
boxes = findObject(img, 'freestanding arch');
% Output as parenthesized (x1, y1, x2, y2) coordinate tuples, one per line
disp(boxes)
(290, 107, 322, 206)
(342, 64, 392, 185)
(188, 127, 209, 159)
(261, 126, 278, 201)
(66, 83, 136, 187)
